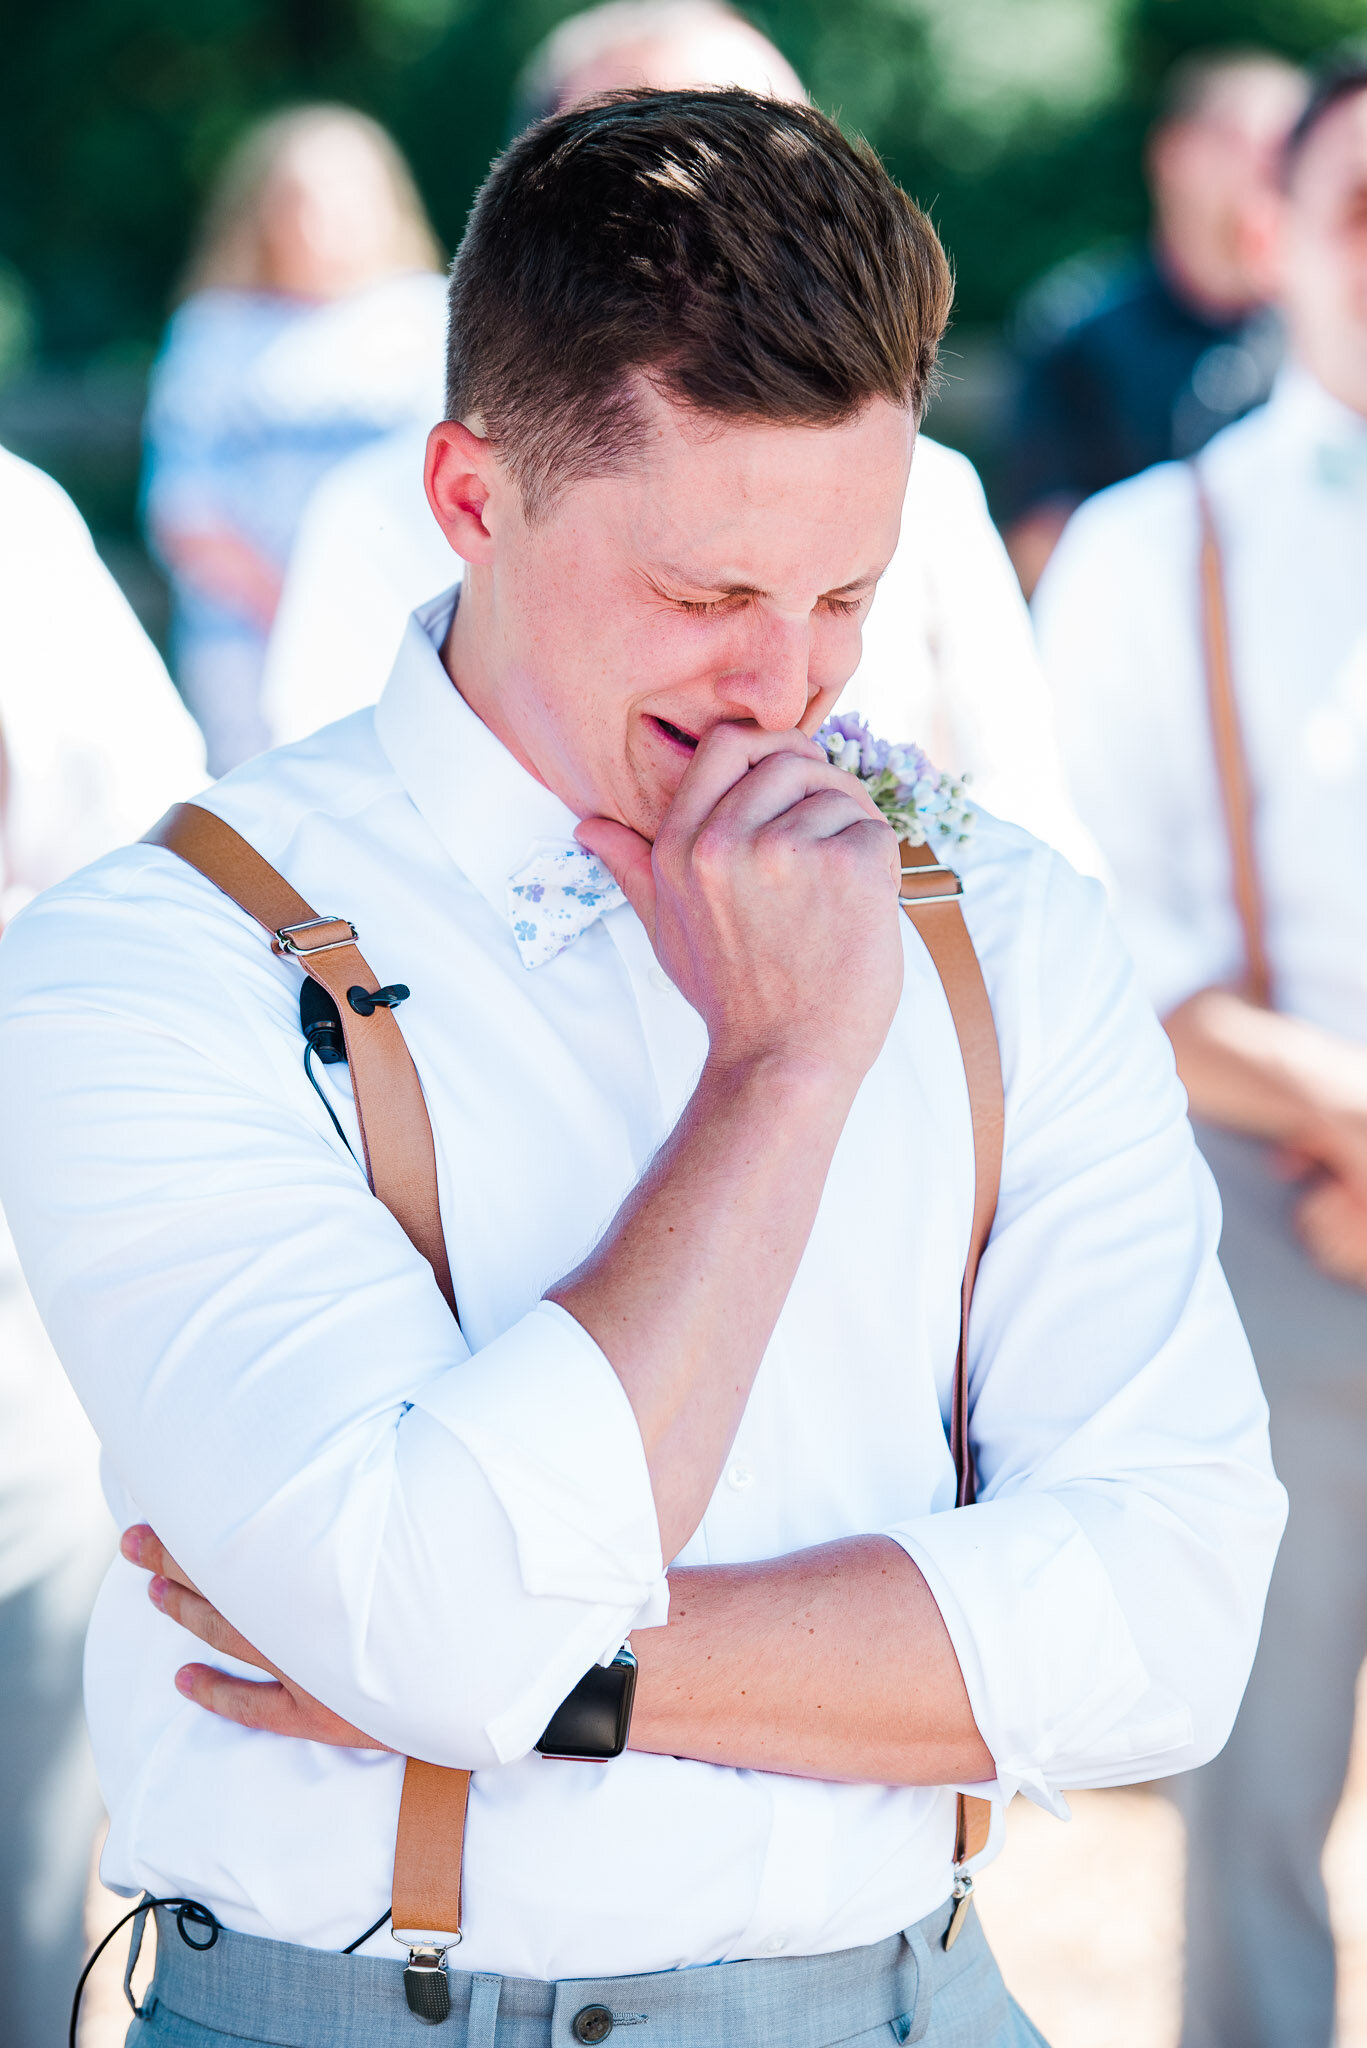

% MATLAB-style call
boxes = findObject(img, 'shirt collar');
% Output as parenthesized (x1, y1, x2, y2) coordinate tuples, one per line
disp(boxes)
(373, 586, 583, 922)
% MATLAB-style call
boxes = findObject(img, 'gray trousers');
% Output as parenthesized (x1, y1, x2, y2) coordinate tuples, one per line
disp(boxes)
(0, 1539, 109, 2048)
(1175, 1124, 1367, 2048)
(125, 1897, 1049, 2047)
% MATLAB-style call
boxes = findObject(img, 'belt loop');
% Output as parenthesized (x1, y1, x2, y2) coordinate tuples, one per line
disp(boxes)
(124, 1900, 152, 2017)
(898, 1921, 935, 2044)
(466, 1972, 502, 2048)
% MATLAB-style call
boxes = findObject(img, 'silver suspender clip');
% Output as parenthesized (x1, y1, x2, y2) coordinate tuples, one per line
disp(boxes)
(402, 1944, 452, 2024)
(273, 915, 359, 957)
(943, 1869, 974, 1951)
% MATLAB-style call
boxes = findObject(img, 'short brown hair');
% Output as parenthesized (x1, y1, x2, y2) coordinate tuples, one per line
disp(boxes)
(446, 89, 952, 515)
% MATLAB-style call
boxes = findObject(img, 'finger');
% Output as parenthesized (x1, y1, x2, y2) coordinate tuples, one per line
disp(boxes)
(663, 722, 826, 839)
(121, 1524, 201, 1596)
(150, 1576, 279, 1677)
(712, 755, 884, 838)
(175, 1664, 310, 1735)
(684, 761, 885, 888)
(174, 1664, 391, 1750)
(575, 817, 656, 939)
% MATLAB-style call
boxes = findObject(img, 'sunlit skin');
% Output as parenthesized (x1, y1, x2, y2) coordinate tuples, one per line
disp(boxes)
(1280, 88, 1367, 420)
(427, 382, 913, 842)
(1166, 85, 1367, 1286)
(123, 388, 995, 1789)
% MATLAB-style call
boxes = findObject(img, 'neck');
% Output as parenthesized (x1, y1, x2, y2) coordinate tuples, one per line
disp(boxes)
(442, 569, 590, 813)
(1285, 339, 1367, 426)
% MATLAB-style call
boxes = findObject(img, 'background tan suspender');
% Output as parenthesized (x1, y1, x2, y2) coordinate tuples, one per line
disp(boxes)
(147, 804, 1004, 1941)
(1191, 467, 1273, 1010)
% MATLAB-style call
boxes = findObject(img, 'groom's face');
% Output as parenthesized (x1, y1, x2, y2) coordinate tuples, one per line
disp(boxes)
(453, 384, 916, 838)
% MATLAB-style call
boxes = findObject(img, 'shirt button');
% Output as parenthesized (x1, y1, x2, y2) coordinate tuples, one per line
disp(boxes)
(726, 1462, 755, 1491)
(647, 964, 672, 993)
(760, 1934, 788, 1955)
(572, 2007, 614, 2043)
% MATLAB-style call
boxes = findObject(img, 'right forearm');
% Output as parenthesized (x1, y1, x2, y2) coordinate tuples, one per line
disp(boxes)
(1164, 988, 1366, 1150)
(551, 1053, 855, 1561)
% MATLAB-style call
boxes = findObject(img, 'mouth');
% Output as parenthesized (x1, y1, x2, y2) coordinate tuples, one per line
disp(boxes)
(647, 714, 700, 756)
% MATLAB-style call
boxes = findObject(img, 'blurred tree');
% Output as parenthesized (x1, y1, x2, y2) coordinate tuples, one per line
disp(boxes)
(2, 0, 1364, 550)
(6, 0, 1367, 359)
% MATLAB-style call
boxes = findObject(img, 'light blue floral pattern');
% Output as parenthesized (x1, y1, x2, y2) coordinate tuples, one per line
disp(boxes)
(506, 845, 627, 969)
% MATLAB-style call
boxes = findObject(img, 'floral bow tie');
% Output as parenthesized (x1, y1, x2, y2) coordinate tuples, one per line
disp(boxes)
(506, 844, 627, 969)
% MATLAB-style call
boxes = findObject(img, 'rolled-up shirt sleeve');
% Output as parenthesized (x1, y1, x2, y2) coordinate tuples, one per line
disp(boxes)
(0, 859, 667, 1771)
(886, 846, 1285, 1816)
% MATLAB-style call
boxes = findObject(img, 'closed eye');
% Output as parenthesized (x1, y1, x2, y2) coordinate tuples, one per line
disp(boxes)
(671, 591, 869, 619)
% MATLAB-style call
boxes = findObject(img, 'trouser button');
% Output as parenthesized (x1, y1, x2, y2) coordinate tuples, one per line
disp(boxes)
(572, 2006, 614, 2043)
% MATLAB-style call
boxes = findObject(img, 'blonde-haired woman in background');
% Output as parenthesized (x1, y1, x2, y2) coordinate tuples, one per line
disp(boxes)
(143, 106, 447, 775)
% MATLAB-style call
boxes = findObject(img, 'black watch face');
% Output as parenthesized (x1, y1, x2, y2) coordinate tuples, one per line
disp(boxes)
(535, 1651, 637, 1760)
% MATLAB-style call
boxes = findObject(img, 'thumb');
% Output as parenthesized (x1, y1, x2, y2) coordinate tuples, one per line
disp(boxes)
(576, 817, 656, 940)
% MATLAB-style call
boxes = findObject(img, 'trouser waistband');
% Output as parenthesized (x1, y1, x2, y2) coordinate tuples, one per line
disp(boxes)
(141, 1896, 985, 2048)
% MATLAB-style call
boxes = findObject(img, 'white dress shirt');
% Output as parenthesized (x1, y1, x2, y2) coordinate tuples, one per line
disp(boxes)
(262, 430, 1100, 873)
(0, 591, 1280, 1978)
(1035, 367, 1367, 1036)
(0, 449, 207, 1597)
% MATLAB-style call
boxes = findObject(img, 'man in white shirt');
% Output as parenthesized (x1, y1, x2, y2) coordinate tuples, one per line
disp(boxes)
(0, 447, 205, 2046)
(1035, 56, 1367, 2048)
(0, 92, 1280, 2048)
(261, 1, 1096, 876)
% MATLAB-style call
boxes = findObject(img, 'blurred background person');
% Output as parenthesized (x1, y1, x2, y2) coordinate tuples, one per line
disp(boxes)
(261, 0, 1096, 871)
(142, 105, 446, 775)
(1035, 53, 1367, 2048)
(1000, 47, 1308, 594)
(0, 444, 205, 2047)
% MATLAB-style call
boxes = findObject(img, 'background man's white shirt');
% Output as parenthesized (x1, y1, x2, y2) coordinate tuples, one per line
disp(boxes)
(262, 430, 1100, 873)
(0, 449, 206, 1598)
(1035, 367, 1367, 1036)
(0, 593, 1280, 1979)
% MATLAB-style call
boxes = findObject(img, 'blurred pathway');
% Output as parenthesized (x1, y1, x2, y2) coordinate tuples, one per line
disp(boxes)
(977, 1661, 1367, 2046)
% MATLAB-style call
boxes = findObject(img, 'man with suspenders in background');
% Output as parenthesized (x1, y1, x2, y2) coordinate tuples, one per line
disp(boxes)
(1037, 53, 1367, 2048)
(0, 93, 1280, 2048)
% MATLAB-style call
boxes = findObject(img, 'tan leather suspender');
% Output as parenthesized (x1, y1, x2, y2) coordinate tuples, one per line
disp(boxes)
(1191, 468, 1273, 1010)
(144, 804, 472, 1944)
(146, 803, 1004, 1936)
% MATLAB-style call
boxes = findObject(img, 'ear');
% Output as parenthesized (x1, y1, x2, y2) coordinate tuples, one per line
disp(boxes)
(425, 419, 503, 565)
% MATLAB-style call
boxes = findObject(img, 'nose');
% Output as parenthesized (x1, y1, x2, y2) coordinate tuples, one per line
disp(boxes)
(727, 611, 814, 732)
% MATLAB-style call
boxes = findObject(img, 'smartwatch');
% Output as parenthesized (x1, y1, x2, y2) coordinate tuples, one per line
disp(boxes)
(534, 1645, 638, 1760)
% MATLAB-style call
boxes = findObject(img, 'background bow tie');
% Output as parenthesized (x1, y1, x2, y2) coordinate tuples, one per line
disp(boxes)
(506, 845, 626, 969)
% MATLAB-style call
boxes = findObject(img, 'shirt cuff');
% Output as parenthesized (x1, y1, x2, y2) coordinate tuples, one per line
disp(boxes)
(410, 1300, 668, 1623)
(886, 1492, 1186, 1815)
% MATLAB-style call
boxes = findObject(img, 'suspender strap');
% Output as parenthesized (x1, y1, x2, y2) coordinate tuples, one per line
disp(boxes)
(1191, 468, 1273, 1010)
(898, 840, 1004, 1864)
(145, 805, 457, 1316)
(144, 803, 469, 1945)
(146, 807, 1005, 1924)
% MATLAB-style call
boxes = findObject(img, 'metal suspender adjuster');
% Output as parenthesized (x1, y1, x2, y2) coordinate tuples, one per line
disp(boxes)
(898, 862, 963, 905)
(273, 915, 359, 957)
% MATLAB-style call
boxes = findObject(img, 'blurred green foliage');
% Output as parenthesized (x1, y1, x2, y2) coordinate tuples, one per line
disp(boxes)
(19, 0, 1367, 364)
(4, 0, 1367, 368)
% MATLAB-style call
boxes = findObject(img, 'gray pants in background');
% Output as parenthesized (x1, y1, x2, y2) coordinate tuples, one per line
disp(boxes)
(1176, 1124, 1367, 2048)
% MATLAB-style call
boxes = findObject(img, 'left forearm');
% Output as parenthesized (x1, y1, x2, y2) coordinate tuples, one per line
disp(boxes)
(629, 1535, 993, 1786)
